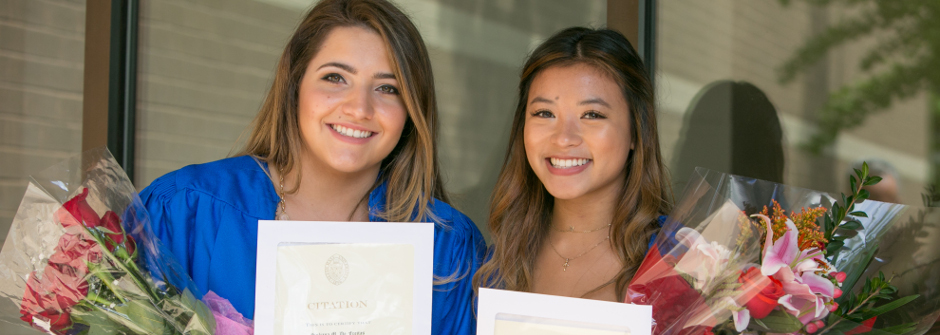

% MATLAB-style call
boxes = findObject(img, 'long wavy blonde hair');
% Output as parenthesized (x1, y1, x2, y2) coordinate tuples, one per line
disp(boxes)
(474, 27, 672, 298)
(238, 0, 446, 222)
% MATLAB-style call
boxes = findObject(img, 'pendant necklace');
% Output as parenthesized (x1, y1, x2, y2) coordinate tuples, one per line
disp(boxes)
(275, 168, 364, 221)
(276, 168, 289, 220)
(548, 233, 610, 272)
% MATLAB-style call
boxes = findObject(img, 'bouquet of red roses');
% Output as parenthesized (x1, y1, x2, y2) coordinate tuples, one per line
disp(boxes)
(626, 166, 940, 334)
(0, 148, 239, 334)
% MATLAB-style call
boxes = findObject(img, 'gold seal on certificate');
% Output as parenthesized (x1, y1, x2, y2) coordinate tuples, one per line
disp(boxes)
(274, 243, 415, 334)
(325, 254, 349, 285)
(255, 221, 434, 335)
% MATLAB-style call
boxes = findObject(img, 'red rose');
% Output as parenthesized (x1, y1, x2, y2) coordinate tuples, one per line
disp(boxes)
(19, 189, 108, 333)
(100, 210, 136, 256)
(845, 317, 877, 335)
(18, 265, 86, 333)
(56, 188, 136, 257)
(57, 188, 101, 228)
(627, 244, 708, 334)
(738, 267, 785, 319)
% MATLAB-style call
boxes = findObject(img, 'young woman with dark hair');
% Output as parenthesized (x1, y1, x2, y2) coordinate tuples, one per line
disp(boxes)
(475, 27, 671, 302)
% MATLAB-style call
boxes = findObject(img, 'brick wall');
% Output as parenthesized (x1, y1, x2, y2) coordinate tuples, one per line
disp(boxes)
(135, 0, 301, 185)
(0, 0, 85, 332)
(0, 0, 85, 245)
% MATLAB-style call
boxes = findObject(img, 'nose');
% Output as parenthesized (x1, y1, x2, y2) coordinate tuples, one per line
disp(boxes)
(341, 86, 374, 120)
(550, 115, 582, 147)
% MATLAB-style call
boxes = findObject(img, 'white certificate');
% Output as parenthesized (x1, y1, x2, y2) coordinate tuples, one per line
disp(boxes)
(255, 221, 434, 335)
(477, 288, 652, 335)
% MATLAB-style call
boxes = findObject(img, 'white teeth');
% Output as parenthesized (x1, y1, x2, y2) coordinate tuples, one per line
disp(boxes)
(550, 158, 589, 168)
(331, 124, 372, 138)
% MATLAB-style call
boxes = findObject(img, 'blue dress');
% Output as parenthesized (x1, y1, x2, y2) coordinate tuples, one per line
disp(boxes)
(139, 156, 486, 335)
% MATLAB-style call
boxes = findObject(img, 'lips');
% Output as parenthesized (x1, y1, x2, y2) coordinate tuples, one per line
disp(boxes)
(544, 157, 592, 176)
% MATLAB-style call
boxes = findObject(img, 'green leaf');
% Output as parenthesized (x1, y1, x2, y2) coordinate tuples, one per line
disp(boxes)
(858, 189, 871, 201)
(839, 220, 863, 230)
(838, 244, 878, 303)
(177, 289, 216, 335)
(880, 322, 919, 334)
(827, 239, 845, 255)
(848, 211, 868, 218)
(862, 162, 869, 178)
(69, 304, 126, 335)
(857, 294, 920, 320)
(864, 176, 883, 186)
(850, 176, 858, 192)
(125, 299, 169, 334)
(748, 310, 804, 333)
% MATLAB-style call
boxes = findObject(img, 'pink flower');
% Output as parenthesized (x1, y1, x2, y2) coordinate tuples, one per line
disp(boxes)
(754, 214, 836, 324)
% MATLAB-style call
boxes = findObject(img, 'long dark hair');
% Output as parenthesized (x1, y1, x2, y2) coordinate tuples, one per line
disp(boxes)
(474, 27, 672, 298)
(239, 0, 447, 222)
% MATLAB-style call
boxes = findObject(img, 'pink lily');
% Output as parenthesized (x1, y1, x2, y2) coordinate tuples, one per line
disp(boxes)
(753, 214, 836, 323)
(721, 297, 751, 332)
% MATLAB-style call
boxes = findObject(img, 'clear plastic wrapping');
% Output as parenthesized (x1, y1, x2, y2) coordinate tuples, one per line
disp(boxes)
(626, 168, 940, 334)
(0, 148, 216, 334)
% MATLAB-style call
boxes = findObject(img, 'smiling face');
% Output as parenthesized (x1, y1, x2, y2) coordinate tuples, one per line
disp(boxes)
(523, 63, 634, 201)
(297, 25, 407, 176)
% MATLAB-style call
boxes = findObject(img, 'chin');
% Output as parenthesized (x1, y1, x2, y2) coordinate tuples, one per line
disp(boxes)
(326, 161, 374, 174)
(542, 185, 588, 200)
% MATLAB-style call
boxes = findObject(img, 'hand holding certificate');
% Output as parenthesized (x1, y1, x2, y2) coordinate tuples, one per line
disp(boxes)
(255, 221, 434, 335)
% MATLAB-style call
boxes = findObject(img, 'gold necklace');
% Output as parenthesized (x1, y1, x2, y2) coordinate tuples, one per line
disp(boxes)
(548, 234, 610, 272)
(275, 168, 365, 221)
(276, 168, 289, 220)
(552, 223, 611, 233)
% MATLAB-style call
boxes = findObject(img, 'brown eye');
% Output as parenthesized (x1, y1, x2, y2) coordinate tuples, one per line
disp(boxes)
(322, 73, 345, 83)
(582, 111, 606, 119)
(377, 84, 400, 95)
(532, 110, 554, 118)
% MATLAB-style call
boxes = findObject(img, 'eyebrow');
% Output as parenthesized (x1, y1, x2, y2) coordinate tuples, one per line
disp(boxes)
(318, 62, 356, 74)
(529, 96, 612, 108)
(529, 96, 555, 105)
(579, 98, 611, 108)
(317, 62, 397, 80)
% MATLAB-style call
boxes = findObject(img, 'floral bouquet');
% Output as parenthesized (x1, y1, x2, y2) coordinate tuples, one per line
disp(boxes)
(626, 166, 940, 334)
(0, 148, 251, 334)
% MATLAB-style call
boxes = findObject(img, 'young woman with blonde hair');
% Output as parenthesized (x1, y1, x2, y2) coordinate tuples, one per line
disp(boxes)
(140, 0, 484, 333)
(474, 27, 671, 302)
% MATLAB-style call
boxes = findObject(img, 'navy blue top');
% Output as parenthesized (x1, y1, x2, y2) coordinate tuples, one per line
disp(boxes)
(139, 156, 486, 335)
